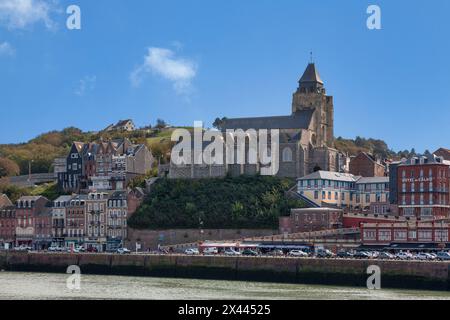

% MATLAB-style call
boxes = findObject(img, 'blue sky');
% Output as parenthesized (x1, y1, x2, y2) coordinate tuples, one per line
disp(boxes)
(0, 0, 449, 153)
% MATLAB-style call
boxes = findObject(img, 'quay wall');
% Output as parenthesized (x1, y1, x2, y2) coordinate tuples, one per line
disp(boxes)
(1, 252, 449, 291)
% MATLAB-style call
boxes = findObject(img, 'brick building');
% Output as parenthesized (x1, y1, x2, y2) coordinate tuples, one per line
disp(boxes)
(397, 156, 449, 219)
(15, 196, 50, 248)
(349, 152, 386, 177)
(0, 205, 15, 249)
(361, 221, 450, 246)
(279, 208, 343, 234)
(434, 148, 450, 161)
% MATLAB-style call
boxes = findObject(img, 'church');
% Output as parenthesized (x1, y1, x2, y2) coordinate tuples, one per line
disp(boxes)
(168, 62, 345, 179)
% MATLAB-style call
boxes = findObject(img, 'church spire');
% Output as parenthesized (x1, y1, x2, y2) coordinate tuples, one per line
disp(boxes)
(298, 62, 324, 93)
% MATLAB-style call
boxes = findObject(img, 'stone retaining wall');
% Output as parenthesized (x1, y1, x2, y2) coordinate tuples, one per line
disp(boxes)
(1, 252, 449, 291)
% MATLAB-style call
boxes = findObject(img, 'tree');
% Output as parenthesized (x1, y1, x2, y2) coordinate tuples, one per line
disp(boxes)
(0, 157, 20, 178)
(155, 119, 168, 129)
(213, 117, 227, 130)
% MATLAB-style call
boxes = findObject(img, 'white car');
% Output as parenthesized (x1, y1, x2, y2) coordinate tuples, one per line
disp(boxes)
(415, 253, 433, 261)
(185, 248, 200, 255)
(288, 250, 308, 257)
(396, 252, 413, 260)
(48, 246, 59, 252)
(203, 247, 218, 255)
(117, 248, 131, 254)
(224, 249, 241, 256)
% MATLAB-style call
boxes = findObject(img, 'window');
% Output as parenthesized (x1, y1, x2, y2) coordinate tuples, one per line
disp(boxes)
(394, 230, 407, 241)
(418, 230, 433, 242)
(363, 230, 376, 240)
(314, 191, 319, 200)
(378, 230, 391, 241)
(435, 230, 448, 242)
(282, 148, 293, 162)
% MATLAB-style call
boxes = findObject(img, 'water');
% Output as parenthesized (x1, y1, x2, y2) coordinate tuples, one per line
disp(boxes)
(0, 271, 449, 300)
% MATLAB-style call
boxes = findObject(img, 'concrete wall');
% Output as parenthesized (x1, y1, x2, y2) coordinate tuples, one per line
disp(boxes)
(1, 252, 450, 291)
(125, 228, 278, 250)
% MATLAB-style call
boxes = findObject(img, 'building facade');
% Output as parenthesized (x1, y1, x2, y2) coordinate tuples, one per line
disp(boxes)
(15, 196, 50, 248)
(85, 192, 108, 252)
(34, 207, 52, 250)
(106, 191, 128, 250)
(0, 205, 15, 249)
(52, 195, 72, 247)
(297, 171, 390, 211)
(361, 221, 450, 246)
(65, 195, 87, 248)
(349, 152, 386, 177)
(397, 156, 450, 219)
(279, 208, 343, 234)
(58, 138, 154, 193)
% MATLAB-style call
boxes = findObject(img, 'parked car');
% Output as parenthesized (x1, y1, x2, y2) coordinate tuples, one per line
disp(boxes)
(185, 248, 200, 255)
(14, 245, 32, 252)
(203, 247, 218, 255)
(224, 249, 241, 256)
(316, 249, 334, 258)
(378, 252, 395, 260)
(436, 251, 450, 261)
(76, 246, 86, 253)
(241, 249, 259, 256)
(48, 246, 59, 252)
(117, 248, 131, 254)
(288, 250, 308, 257)
(336, 251, 353, 258)
(395, 252, 413, 260)
(415, 252, 433, 261)
(353, 251, 371, 259)
(267, 249, 284, 256)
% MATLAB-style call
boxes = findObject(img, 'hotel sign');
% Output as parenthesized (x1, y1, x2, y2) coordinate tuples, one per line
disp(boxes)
(402, 177, 433, 183)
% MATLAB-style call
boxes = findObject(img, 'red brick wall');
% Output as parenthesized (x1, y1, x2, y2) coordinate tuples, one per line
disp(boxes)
(349, 153, 385, 177)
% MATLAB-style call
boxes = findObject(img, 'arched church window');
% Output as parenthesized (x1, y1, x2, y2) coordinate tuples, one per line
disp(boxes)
(282, 148, 293, 163)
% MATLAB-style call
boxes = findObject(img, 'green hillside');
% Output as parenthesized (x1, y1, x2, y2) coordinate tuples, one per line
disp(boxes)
(0, 125, 178, 177)
(128, 175, 304, 230)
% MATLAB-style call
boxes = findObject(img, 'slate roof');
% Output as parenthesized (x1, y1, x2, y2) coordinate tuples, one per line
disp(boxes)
(298, 171, 357, 182)
(299, 63, 323, 85)
(221, 109, 314, 131)
(356, 177, 389, 184)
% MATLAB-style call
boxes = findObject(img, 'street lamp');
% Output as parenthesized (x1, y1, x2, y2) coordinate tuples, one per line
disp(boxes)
(28, 160, 34, 182)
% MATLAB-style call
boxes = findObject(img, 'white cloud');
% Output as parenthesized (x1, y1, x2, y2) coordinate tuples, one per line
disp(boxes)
(0, 0, 58, 30)
(75, 76, 96, 96)
(0, 41, 15, 56)
(131, 47, 197, 95)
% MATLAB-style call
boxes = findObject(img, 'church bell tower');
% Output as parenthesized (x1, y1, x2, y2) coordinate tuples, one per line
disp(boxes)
(292, 62, 334, 148)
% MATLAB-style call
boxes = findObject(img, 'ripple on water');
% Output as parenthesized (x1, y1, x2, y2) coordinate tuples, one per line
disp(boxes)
(0, 272, 450, 300)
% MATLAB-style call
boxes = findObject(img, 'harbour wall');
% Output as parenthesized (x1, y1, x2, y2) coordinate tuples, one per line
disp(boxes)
(1, 252, 450, 291)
